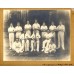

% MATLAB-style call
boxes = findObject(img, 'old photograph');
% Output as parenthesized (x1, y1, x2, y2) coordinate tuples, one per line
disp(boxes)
(3, 9, 70, 61)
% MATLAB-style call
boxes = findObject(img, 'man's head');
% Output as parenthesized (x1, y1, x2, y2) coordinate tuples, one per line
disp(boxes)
(43, 22, 46, 26)
(47, 30, 50, 33)
(10, 23, 13, 27)
(17, 22, 20, 26)
(51, 22, 54, 25)
(35, 19, 38, 23)
(50, 40, 53, 44)
(16, 38, 19, 42)
(27, 21, 29, 24)
(59, 21, 62, 25)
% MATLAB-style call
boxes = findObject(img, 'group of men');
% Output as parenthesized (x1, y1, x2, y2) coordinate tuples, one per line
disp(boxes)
(8, 19, 65, 54)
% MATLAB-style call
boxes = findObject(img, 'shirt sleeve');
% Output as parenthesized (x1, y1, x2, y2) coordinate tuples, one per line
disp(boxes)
(8, 28, 10, 32)
(62, 25, 65, 32)
(20, 27, 22, 31)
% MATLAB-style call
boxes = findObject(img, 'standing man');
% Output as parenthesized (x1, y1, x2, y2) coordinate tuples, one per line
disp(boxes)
(57, 21, 65, 50)
(19, 31, 25, 52)
(32, 19, 40, 34)
(41, 22, 48, 39)
(15, 22, 22, 39)
(36, 31, 41, 52)
(24, 20, 31, 36)
(49, 22, 56, 44)
(31, 32, 36, 52)
(8, 23, 15, 49)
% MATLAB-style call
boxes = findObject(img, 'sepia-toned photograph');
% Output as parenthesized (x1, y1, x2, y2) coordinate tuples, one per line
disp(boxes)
(3, 9, 70, 61)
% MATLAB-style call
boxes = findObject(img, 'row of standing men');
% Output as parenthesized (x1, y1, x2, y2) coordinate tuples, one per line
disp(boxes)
(8, 20, 65, 54)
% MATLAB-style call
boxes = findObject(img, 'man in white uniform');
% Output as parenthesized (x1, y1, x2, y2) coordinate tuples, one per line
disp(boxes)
(41, 22, 48, 39)
(36, 32, 41, 52)
(24, 21, 31, 36)
(19, 31, 25, 51)
(48, 41, 56, 53)
(25, 32, 30, 52)
(8, 23, 15, 49)
(12, 38, 23, 53)
(42, 30, 53, 53)
(57, 21, 65, 50)
(32, 19, 40, 34)
(31, 32, 36, 52)
(15, 22, 22, 39)
(49, 22, 56, 44)
(31, 32, 41, 52)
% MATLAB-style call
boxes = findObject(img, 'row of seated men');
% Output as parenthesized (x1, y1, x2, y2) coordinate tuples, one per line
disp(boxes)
(8, 20, 65, 54)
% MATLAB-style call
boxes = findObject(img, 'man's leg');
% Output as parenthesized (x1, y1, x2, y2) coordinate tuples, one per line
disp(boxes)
(42, 40, 47, 51)
(9, 34, 12, 49)
(26, 40, 29, 51)
(37, 40, 39, 52)
(61, 32, 65, 50)
(58, 33, 60, 48)
(31, 40, 34, 52)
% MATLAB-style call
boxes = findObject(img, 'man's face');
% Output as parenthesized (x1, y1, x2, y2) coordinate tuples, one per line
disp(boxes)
(16, 39, 19, 42)
(35, 20, 37, 23)
(10, 23, 13, 27)
(43, 22, 45, 26)
(51, 22, 54, 25)
(47, 30, 50, 33)
(59, 22, 62, 25)
(17, 23, 20, 26)
(27, 21, 29, 24)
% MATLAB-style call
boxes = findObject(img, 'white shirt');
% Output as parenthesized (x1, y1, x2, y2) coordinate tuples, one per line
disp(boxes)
(41, 25, 48, 31)
(57, 24, 65, 32)
(32, 23, 40, 30)
(8, 27, 15, 33)
(49, 25, 56, 31)
(19, 34, 25, 40)
(25, 33, 30, 39)
(15, 26, 22, 32)
(36, 33, 41, 39)
(45, 32, 53, 39)
(24, 24, 31, 30)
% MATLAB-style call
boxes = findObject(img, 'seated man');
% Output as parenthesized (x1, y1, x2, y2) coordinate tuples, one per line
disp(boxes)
(49, 41, 56, 53)
(44, 41, 56, 53)
(12, 38, 23, 53)
(19, 31, 25, 51)
(42, 30, 53, 52)
(31, 32, 41, 52)
(25, 33, 30, 52)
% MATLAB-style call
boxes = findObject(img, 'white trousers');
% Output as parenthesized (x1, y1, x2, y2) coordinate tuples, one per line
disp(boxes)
(16, 32, 21, 38)
(25, 40, 29, 51)
(42, 32, 47, 38)
(31, 39, 40, 52)
(21, 40, 25, 51)
(58, 31, 65, 49)
(42, 39, 51, 52)
(12, 46, 23, 53)
(9, 33, 14, 49)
